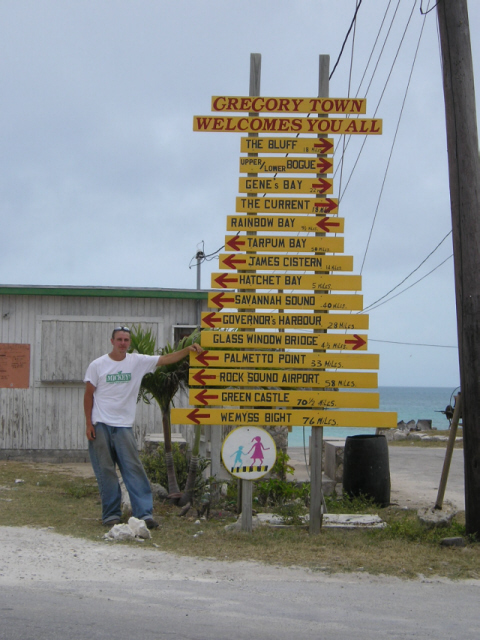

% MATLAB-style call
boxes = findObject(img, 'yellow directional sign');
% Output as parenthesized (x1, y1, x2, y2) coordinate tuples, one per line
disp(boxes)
(240, 137, 335, 155)
(239, 156, 334, 174)
(211, 272, 360, 291)
(190, 350, 378, 370)
(171, 407, 397, 429)
(194, 115, 382, 135)
(207, 291, 363, 311)
(225, 234, 344, 254)
(200, 331, 368, 351)
(239, 177, 333, 195)
(217, 253, 350, 272)
(201, 311, 369, 330)
(189, 368, 377, 389)
(212, 96, 367, 114)
(226, 215, 343, 234)
(236, 196, 338, 214)
(189, 388, 378, 409)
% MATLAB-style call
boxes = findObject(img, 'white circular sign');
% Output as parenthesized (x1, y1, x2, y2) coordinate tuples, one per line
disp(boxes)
(221, 427, 277, 480)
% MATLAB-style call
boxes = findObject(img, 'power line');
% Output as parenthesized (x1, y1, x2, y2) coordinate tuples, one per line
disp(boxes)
(370, 338, 457, 348)
(339, 0, 418, 204)
(362, 254, 453, 313)
(362, 230, 452, 312)
(353, 0, 396, 99)
(358, 0, 426, 275)
(332, 0, 400, 177)
(420, 1, 439, 15)
(188, 243, 224, 270)
(329, 0, 364, 80)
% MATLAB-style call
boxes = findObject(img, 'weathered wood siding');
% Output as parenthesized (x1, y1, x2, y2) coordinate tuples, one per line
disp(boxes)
(0, 292, 204, 455)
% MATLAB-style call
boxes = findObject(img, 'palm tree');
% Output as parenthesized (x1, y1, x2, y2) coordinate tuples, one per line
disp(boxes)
(130, 325, 200, 501)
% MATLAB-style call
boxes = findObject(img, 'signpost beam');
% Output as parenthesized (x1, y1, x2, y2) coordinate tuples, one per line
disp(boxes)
(240, 52, 261, 534)
(310, 54, 330, 534)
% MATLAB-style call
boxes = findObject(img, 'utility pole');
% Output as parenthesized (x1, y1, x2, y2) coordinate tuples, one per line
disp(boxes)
(437, 1, 480, 536)
(195, 249, 205, 327)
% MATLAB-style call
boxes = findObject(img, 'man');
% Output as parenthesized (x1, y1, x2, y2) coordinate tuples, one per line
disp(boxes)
(84, 326, 203, 528)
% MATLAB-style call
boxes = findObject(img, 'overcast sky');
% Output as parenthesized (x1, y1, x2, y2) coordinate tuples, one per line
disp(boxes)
(1, 1, 479, 388)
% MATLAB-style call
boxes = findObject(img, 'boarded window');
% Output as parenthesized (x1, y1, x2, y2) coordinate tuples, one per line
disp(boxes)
(40, 319, 162, 383)
(173, 325, 198, 347)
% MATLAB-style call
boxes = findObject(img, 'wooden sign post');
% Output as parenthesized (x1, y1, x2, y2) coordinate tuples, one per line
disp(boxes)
(172, 53, 397, 534)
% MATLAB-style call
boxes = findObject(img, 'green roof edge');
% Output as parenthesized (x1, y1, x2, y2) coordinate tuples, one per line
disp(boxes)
(0, 285, 209, 300)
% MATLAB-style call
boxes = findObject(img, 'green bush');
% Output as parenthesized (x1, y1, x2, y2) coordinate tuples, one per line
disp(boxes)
(141, 443, 210, 502)
(141, 443, 189, 488)
(276, 501, 308, 526)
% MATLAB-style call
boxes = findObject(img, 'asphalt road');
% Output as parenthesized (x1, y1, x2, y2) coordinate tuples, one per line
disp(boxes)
(1, 556, 479, 640)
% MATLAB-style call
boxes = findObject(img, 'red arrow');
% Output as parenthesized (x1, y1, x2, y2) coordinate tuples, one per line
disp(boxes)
(316, 217, 341, 233)
(312, 178, 331, 193)
(345, 334, 367, 350)
(202, 312, 221, 328)
(316, 158, 333, 173)
(192, 369, 217, 386)
(195, 350, 220, 367)
(226, 235, 245, 251)
(194, 389, 220, 406)
(211, 292, 235, 309)
(213, 273, 238, 289)
(314, 198, 338, 213)
(223, 254, 247, 269)
(187, 408, 211, 424)
(314, 139, 334, 154)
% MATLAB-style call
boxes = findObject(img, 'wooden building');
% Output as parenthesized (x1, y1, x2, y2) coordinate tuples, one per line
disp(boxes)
(0, 285, 208, 461)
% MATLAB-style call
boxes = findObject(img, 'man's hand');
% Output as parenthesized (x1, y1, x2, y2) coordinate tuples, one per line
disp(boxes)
(86, 423, 96, 441)
(189, 342, 204, 354)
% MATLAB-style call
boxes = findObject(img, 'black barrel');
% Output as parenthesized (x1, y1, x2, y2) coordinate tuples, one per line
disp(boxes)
(343, 435, 390, 507)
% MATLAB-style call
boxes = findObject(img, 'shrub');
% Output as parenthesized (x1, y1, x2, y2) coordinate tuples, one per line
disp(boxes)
(141, 443, 209, 503)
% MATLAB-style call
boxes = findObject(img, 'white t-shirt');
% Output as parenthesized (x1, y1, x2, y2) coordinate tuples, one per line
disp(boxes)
(84, 353, 159, 427)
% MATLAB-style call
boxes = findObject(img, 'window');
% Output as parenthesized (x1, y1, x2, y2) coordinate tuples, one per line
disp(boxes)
(173, 325, 198, 348)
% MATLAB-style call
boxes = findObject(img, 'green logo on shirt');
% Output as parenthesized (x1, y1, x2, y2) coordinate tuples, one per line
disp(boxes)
(106, 371, 132, 383)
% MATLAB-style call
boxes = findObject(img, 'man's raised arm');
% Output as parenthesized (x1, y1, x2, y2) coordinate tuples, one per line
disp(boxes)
(156, 343, 203, 367)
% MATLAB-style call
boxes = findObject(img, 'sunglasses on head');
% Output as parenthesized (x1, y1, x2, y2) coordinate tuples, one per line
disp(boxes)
(112, 326, 131, 338)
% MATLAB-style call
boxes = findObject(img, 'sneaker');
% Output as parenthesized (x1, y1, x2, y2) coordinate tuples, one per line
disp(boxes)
(103, 518, 121, 527)
(144, 518, 160, 530)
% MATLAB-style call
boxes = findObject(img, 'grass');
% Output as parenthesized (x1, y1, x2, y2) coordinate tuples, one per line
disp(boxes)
(1, 459, 479, 580)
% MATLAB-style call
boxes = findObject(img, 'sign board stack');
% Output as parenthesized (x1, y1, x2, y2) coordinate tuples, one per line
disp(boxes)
(172, 93, 397, 495)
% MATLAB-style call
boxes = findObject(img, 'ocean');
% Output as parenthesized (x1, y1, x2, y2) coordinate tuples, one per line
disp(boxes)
(288, 386, 460, 447)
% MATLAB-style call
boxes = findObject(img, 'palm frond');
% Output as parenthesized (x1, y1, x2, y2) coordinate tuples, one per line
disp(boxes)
(130, 325, 196, 412)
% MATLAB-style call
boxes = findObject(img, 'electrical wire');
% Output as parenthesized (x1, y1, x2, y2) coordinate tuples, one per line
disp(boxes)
(353, 0, 395, 99)
(332, 0, 397, 174)
(362, 230, 452, 313)
(420, 1, 438, 15)
(188, 244, 224, 269)
(339, 0, 418, 205)
(329, 0, 364, 80)
(370, 338, 457, 348)
(336, 1, 360, 211)
(362, 253, 453, 313)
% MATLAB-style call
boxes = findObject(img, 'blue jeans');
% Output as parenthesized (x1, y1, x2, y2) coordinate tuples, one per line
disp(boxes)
(88, 423, 153, 524)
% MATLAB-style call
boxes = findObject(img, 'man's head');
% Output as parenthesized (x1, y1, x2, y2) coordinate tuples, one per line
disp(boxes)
(111, 326, 131, 339)
(110, 326, 131, 359)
